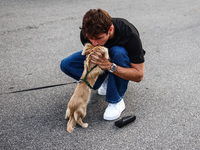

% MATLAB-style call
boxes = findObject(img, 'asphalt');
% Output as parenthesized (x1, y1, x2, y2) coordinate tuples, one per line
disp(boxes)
(0, 0, 200, 149)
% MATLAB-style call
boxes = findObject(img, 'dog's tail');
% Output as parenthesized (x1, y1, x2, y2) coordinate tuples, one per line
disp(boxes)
(67, 116, 76, 133)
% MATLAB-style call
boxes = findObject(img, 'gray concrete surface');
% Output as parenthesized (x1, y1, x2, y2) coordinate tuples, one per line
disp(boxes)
(1, 0, 200, 149)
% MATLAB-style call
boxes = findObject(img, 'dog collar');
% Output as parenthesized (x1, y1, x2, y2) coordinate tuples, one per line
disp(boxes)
(79, 64, 98, 89)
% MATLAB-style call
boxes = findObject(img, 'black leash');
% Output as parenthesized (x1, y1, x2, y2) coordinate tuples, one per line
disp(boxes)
(1, 81, 77, 95)
(1, 65, 98, 95)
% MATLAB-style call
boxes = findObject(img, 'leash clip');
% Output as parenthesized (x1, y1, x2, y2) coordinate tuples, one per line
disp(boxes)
(78, 80, 83, 83)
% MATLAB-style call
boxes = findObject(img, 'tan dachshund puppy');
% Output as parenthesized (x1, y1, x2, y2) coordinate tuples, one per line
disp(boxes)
(65, 43, 109, 133)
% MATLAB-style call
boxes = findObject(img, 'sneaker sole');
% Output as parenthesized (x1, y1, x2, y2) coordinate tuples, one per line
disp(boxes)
(103, 114, 121, 121)
(98, 89, 106, 96)
(103, 106, 125, 121)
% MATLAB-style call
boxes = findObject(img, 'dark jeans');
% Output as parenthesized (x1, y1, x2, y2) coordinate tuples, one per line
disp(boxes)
(60, 46, 130, 103)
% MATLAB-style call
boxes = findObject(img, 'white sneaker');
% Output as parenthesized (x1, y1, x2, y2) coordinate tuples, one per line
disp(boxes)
(98, 76, 108, 95)
(103, 99, 125, 121)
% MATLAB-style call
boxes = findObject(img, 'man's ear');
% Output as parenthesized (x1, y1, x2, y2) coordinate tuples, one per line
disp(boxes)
(108, 25, 114, 34)
(82, 43, 94, 55)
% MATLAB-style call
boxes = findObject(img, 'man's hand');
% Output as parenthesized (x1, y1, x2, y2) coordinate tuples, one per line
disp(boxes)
(90, 51, 112, 70)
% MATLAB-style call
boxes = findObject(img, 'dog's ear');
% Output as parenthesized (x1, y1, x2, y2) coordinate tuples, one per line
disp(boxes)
(82, 43, 94, 55)
(93, 46, 109, 60)
(102, 47, 109, 59)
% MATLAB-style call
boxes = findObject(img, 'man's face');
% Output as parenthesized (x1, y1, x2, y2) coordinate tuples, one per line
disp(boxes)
(87, 33, 109, 46)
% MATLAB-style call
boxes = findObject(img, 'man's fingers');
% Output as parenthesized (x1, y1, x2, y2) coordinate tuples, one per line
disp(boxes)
(90, 52, 107, 67)
(91, 54, 99, 60)
(94, 51, 104, 57)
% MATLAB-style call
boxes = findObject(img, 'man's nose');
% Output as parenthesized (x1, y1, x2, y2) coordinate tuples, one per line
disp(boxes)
(91, 41, 98, 46)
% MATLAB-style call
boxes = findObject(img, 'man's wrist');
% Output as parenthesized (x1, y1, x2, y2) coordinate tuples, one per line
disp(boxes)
(109, 63, 117, 73)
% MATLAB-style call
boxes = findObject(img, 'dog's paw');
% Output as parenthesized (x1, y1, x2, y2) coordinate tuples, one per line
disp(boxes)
(67, 127, 74, 133)
(82, 123, 88, 128)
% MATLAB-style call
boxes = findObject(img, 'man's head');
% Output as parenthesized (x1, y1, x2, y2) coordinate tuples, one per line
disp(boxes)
(80, 9, 113, 46)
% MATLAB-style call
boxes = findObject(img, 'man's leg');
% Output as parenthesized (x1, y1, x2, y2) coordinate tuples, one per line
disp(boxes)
(60, 50, 85, 80)
(103, 46, 130, 120)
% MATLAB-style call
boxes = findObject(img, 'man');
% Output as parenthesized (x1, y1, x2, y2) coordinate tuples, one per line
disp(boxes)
(60, 9, 145, 121)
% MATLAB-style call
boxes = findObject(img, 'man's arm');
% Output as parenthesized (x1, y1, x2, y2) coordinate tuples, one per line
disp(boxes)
(90, 52, 144, 82)
(113, 63, 144, 82)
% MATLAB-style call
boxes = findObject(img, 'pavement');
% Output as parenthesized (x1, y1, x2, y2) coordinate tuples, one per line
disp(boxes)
(0, 0, 200, 149)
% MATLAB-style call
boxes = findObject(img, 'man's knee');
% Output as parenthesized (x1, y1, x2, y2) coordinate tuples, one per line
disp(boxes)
(109, 46, 130, 67)
(60, 58, 70, 75)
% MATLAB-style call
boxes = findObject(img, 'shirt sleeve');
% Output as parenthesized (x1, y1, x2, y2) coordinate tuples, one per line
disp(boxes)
(126, 34, 145, 64)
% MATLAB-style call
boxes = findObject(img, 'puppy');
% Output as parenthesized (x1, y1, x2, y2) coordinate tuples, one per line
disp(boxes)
(65, 43, 109, 133)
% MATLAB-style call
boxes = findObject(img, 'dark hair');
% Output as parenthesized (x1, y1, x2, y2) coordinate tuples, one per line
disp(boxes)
(80, 9, 112, 38)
